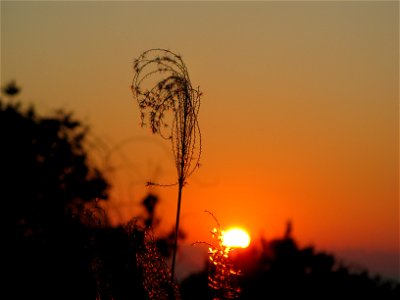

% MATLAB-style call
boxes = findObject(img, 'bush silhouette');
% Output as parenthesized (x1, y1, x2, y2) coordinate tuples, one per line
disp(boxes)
(181, 222, 400, 299)
(1, 82, 180, 299)
(1, 84, 110, 299)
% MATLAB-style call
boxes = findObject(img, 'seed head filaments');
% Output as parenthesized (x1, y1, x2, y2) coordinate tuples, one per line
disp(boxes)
(132, 48, 202, 280)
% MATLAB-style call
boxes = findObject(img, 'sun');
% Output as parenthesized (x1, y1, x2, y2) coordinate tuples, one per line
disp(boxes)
(221, 227, 251, 248)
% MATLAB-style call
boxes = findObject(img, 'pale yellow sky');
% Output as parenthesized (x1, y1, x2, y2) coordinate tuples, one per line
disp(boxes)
(2, 1, 399, 279)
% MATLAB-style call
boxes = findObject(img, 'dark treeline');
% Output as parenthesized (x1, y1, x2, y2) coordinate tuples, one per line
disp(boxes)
(2, 82, 399, 299)
(181, 222, 400, 299)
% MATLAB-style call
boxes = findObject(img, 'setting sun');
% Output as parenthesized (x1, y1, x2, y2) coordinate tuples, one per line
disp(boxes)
(221, 228, 251, 248)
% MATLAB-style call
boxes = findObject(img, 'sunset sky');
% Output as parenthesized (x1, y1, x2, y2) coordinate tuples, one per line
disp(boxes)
(2, 1, 398, 280)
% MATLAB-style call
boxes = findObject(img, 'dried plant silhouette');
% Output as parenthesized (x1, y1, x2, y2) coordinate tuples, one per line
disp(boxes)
(193, 211, 242, 299)
(131, 48, 202, 280)
(126, 219, 181, 300)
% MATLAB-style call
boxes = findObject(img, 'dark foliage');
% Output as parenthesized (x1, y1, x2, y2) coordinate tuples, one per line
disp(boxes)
(1, 83, 178, 299)
(1, 79, 20, 97)
(180, 224, 400, 299)
(1, 100, 109, 236)
(89, 225, 148, 300)
(1, 84, 110, 299)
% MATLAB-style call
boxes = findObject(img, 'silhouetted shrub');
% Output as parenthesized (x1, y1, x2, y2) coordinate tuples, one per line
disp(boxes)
(181, 224, 400, 300)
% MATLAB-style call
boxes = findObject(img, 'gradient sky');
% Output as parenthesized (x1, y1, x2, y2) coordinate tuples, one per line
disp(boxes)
(2, 1, 399, 280)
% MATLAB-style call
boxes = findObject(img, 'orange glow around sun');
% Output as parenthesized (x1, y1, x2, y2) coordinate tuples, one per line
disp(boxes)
(221, 228, 251, 248)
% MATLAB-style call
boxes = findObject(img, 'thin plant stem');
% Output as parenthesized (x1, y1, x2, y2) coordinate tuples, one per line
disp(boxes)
(171, 92, 189, 279)
(171, 179, 183, 280)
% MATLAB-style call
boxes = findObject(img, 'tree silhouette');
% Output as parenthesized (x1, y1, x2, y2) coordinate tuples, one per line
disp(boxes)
(1, 87, 109, 237)
(1, 79, 20, 97)
(1, 82, 182, 299)
(1, 83, 109, 299)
